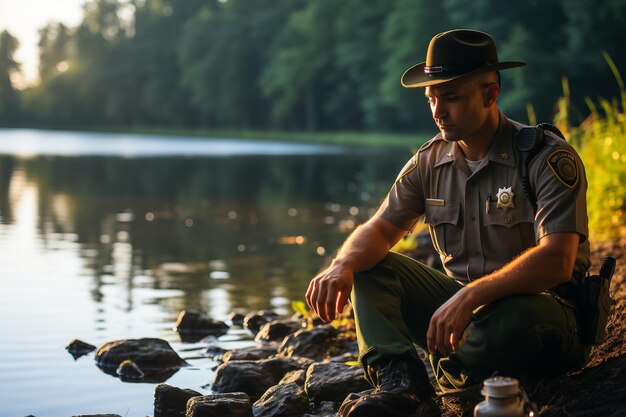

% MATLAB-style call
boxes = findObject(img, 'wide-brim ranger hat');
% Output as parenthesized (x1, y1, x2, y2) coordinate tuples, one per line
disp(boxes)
(401, 29, 526, 88)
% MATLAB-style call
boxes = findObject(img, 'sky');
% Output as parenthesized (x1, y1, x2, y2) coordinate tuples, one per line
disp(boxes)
(0, 0, 86, 88)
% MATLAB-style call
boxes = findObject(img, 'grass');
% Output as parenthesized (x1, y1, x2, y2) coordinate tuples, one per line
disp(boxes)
(558, 54, 626, 239)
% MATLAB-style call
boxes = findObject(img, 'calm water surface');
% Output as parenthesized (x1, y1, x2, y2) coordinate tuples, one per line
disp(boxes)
(0, 128, 414, 416)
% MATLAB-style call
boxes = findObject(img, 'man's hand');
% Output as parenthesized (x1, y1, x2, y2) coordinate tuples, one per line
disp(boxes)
(426, 287, 476, 356)
(305, 261, 353, 323)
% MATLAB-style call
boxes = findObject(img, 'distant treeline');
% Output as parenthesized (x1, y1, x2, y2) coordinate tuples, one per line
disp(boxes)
(1, 0, 625, 132)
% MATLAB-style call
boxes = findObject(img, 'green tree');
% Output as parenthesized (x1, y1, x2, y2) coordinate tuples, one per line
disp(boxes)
(38, 23, 71, 82)
(0, 30, 21, 125)
(180, 0, 295, 129)
(380, 0, 450, 131)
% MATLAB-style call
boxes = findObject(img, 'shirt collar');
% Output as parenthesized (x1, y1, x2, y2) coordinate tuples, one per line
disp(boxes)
(433, 111, 516, 170)
(486, 111, 516, 168)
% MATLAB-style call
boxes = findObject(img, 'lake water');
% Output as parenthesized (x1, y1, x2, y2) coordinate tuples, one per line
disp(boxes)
(0, 128, 414, 416)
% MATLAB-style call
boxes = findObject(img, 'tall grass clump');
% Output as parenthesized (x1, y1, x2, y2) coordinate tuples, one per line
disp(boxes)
(558, 53, 626, 239)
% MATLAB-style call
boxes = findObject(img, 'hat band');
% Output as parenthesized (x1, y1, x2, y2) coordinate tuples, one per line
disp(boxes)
(424, 63, 489, 76)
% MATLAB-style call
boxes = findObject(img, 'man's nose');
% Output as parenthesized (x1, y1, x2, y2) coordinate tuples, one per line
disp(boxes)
(432, 100, 446, 119)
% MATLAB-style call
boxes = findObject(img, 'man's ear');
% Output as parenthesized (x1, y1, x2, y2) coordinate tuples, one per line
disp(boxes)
(483, 83, 499, 107)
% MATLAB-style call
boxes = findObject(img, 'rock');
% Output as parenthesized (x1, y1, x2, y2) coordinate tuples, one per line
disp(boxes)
(65, 339, 97, 359)
(205, 345, 228, 361)
(303, 401, 340, 417)
(223, 344, 278, 362)
(186, 392, 253, 417)
(304, 362, 370, 404)
(278, 325, 340, 361)
(252, 382, 311, 417)
(243, 310, 280, 335)
(174, 310, 229, 342)
(228, 311, 246, 327)
(212, 357, 305, 400)
(254, 319, 303, 344)
(278, 369, 307, 386)
(154, 383, 201, 417)
(95, 338, 187, 382)
(116, 359, 145, 381)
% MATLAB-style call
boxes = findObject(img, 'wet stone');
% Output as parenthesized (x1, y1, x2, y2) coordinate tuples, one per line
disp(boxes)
(154, 383, 202, 417)
(205, 345, 228, 361)
(186, 392, 253, 417)
(228, 311, 246, 327)
(243, 310, 280, 336)
(174, 310, 229, 342)
(116, 359, 145, 381)
(278, 369, 307, 386)
(252, 382, 311, 417)
(254, 319, 304, 344)
(223, 344, 278, 362)
(95, 338, 187, 382)
(304, 362, 370, 404)
(278, 325, 340, 361)
(65, 339, 97, 360)
(212, 357, 305, 401)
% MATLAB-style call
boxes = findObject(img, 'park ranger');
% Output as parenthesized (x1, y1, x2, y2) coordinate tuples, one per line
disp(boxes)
(305, 29, 591, 417)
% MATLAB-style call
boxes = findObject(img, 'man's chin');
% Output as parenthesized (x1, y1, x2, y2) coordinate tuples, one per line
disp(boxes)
(440, 132, 461, 142)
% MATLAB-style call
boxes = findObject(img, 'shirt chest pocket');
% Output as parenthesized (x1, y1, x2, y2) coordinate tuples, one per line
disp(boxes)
(423, 203, 462, 258)
(483, 206, 536, 257)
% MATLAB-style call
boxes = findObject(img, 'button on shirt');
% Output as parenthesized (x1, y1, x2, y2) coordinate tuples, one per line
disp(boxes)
(377, 112, 591, 282)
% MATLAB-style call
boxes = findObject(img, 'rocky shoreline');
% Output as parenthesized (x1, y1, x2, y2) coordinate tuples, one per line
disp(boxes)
(64, 235, 625, 417)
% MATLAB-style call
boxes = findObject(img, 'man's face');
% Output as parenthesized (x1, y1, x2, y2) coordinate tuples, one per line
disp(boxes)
(424, 76, 493, 142)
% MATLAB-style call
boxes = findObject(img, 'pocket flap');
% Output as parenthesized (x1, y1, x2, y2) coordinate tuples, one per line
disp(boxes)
(424, 202, 461, 226)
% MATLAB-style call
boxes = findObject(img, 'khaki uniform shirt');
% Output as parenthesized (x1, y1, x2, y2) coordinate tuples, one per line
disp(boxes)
(378, 112, 591, 281)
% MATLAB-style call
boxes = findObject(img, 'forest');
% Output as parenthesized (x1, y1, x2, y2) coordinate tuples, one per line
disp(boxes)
(1, 0, 626, 133)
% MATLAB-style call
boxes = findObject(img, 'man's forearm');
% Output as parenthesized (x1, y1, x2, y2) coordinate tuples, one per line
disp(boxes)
(462, 232, 580, 309)
(332, 219, 403, 274)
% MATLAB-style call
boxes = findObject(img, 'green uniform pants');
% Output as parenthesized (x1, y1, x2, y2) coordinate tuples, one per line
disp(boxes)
(352, 251, 589, 391)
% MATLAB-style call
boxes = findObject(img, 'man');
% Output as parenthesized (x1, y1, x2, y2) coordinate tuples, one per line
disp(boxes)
(305, 29, 591, 417)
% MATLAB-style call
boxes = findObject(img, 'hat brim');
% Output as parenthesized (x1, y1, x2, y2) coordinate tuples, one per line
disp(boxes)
(401, 61, 527, 88)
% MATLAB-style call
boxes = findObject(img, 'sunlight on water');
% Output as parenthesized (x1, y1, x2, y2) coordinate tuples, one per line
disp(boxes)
(0, 128, 347, 157)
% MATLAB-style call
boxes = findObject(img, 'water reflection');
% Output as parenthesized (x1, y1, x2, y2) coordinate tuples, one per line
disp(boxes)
(0, 141, 413, 415)
(0, 151, 408, 318)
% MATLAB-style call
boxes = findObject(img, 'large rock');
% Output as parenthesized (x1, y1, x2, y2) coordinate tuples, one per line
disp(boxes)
(95, 338, 187, 382)
(154, 383, 201, 417)
(254, 319, 303, 344)
(212, 357, 305, 400)
(66, 339, 97, 360)
(174, 310, 229, 342)
(278, 325, 340, 361)
(186, 392, 253, 417)
(252, 382, 311, 417)
(304, 362, 370, 404)
(223, 344, 278, 362)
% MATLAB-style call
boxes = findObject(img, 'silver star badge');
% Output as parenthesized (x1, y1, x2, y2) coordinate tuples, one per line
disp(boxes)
(496, 187, 515, 212)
